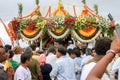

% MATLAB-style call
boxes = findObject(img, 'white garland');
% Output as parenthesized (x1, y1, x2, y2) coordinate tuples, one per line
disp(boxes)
(47, 28, 70, 39)
(71, 29, 101, 42)
(20, 30, 43, 41)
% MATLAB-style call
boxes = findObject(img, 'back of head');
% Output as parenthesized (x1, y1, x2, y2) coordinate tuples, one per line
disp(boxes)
(24, 47, 33, 55)
(58, 46, 66, 55)
(12, 46, 23, 54)
(67, 49, 74, 55)
(39, 54, 46, 65)
(29, 44, 36, 51)
(8, 50, 14, 58)
(5, 44, 12, 50)
(48, 47, 55, 53)
(21, 52, 32, 64)
(54, 39, 64, 46)
(73, 48, 81, 57)
(95, 37, 112, 55)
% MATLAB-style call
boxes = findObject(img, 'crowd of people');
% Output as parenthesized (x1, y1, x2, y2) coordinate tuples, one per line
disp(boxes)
(0, 32, 120, 80)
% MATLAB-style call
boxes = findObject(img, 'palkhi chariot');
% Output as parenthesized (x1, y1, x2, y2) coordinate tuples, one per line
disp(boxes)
(0, 0, 115, 48)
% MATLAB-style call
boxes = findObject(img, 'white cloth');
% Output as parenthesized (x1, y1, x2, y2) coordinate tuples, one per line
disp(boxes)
(80, 62, 114, 80)
(46, 53, 57, 68)
(119, 69, 120, 80)
(14, 65, 31, 80)
(14, 39, 29, 48)
(112, 58, 120, 73)
(13, 54, 21, 63)
(81, 55, 93, 67)
(112, 58, 120, 80)
(67, 44, 75, 50)
(81, 62, 96, 80)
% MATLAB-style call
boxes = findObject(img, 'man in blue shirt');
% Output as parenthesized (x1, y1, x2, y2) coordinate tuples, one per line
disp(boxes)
(50, 46, 76, 80)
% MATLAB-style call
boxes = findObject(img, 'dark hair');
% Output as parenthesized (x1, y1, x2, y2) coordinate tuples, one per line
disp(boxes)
(8, 50, 14, 58)
(58, 46, 66, 55)
(67, 49, 74, 55)
(24, 47, 33, 54)
(5, 44, 12, 52)
(54, 39, 64, 45)
(29, 44, 36, 51)
(95, 37, 112, 55)
(73, 48, 81, 57)
(5, 44, 12, 50)
(48, 47, 55, 53)
(21, 52, 32, 64)
(81, 47, 86, 54)
(86, 48, 92, 55)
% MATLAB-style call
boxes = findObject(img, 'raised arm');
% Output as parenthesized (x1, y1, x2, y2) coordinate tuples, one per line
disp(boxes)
(87, 32, 120, 80)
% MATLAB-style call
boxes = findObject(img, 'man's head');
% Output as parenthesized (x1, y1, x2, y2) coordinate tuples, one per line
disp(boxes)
(56, 46, 66, 58)
(8, 50, 14, 58)
(24, 47, 33, 54)
(48, 47, 55, 54)
(29, 44, 36, 51)
(67, 49, 76, 59)
(54, 39, 64, 49)
(94, 37, 112, 55)
(73, 48, 81, 57)
(21, 52, 32, 66)
(0, 47, 7, 63)
(12, 46, 23, 54)
(5, 44, 12, 50)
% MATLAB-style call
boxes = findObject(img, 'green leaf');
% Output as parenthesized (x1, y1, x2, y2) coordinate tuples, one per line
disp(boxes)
(82, 0, 86, 4)
(35, 0, 39, 5)
(18, 3, 23, 17)
(94, 4, 98, 14)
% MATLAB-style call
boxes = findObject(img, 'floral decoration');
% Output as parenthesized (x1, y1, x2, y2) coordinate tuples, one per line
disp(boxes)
(65, 17, 75, 27)
(11, 19, 20, 33)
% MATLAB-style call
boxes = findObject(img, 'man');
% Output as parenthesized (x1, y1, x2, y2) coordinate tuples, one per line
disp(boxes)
(50, 46, 76, 80)
(25, 47, 43, 80)
(14, 51, 32, 80)
(46, 47, 57, 68)
(80, 37, 115, 80)
(54, 39, 64, 50)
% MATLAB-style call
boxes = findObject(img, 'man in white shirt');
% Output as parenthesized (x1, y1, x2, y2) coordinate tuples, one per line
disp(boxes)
(46, 47, 57, 68)
(80, 37, 115, 80)
(14, 51, 32, 80)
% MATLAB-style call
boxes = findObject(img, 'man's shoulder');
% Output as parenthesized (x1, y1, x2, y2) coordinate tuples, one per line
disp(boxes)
(84, 62, 96, 69)
(16, 65, 25, 72)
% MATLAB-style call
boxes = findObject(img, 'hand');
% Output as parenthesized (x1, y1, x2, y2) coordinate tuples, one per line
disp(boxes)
(110, 20, 115, 28)
(110, 32, 120, 54)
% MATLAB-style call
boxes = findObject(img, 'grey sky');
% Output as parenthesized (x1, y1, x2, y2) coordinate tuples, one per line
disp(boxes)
(0, 0, 120, 22)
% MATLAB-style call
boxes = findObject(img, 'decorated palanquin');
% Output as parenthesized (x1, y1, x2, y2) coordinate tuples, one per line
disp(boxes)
(0, 0, 115, 47)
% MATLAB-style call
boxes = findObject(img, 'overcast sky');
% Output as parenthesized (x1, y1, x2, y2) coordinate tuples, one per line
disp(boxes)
(0, 0, 120, 21)
(0, 0, 120, 44)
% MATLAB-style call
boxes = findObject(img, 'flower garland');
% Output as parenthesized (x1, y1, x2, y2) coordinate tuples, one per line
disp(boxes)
(65, 17, 76, 28)
(71, 29, 101, 42)
(47, 28, 70, 39)
(20, 29, 43, 41)
(75, 15, 97, 30)
(11, 19, 20, 33)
